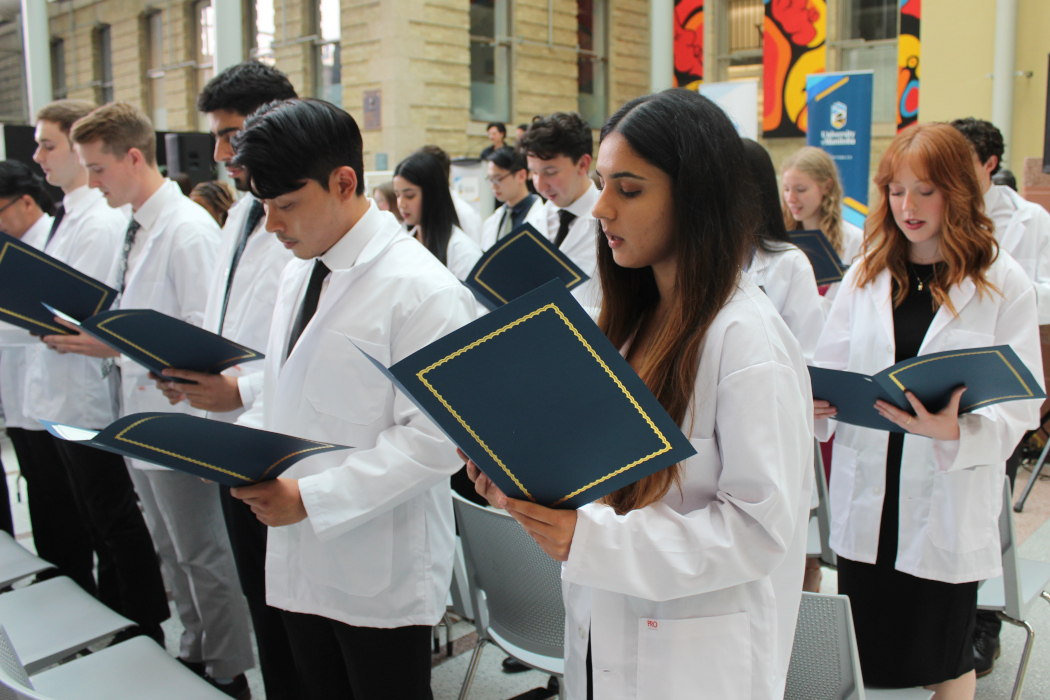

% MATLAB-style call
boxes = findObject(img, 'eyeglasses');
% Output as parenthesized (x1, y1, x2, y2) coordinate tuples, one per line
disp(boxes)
(0, 198, 21, 216)
(485, 173, 512, 185)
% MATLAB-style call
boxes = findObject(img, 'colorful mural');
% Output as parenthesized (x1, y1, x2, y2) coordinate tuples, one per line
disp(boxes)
(674, 0, 704, 89)
(897, 0, 920, 132)
(762, 0, 826, 138)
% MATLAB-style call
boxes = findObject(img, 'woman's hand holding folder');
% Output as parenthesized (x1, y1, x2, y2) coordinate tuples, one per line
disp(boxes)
(874, 387, 966, 441)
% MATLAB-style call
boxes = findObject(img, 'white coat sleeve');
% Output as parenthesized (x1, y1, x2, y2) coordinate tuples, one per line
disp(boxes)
(778, 252, 826, 363)
(811, 268, 859, 441)
(562, 361, 811, 602)
(297, 284, 476, 540)
(932, 282, 1043, 472)
(237, 369, 266, 411)
(1024, 207, 1050, 324)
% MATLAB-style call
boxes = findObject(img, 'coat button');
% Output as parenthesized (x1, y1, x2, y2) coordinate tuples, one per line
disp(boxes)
(578, 626, 586, 639)
(886, 344, 893, 354)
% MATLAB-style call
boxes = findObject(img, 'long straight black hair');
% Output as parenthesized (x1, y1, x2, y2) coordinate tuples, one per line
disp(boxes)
(394, 152, 460, 266)
(597, 89, 758, 514)
(741, 138, 792, 254)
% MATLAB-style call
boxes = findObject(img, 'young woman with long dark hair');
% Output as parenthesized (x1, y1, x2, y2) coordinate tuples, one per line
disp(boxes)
(393, 151, 481, 280)
(813, 123, 1042, 699)
(465, 89, 813, 699)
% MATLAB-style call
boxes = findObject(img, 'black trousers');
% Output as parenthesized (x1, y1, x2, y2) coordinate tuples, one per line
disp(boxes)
(51, 437, 169, 628)
(280, 610, 433, 700)
(219, 486, 303, 700)
(0, 452, 12, 537)
(975, 442, 1024, 640)
(7, 428, 95, 592)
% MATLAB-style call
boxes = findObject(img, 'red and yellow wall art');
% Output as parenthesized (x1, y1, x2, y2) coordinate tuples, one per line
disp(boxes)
(674, 0, 704, 89)
(762, 0, 826, 138)
(897, 0, 920, 131)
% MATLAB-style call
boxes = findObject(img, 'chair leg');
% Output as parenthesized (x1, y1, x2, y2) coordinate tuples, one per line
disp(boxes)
(1014, 439, 1050, 512)
(443, 611, 454, 657)
(456, 638, 488, 700)
(996, 612, 1035, 700)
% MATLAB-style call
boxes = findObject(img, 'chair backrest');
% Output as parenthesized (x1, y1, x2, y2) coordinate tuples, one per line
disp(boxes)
(784, 592, 864, 700)
(813, 438, 837, 567)
(448, 536, 474, 622)
(0, 626, 43, 700)
(452, 494, 564, 661)
(997, 478, 1024, 620)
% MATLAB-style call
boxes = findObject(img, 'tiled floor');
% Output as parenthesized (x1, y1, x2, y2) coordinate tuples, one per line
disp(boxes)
(5, 432, 1050, 700)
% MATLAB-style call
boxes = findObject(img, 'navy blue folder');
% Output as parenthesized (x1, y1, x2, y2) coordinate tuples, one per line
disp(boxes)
(44, 305, 263, 383)
(351, 280, 697, 509)
(789, 229, 849, 285)
(810, 345, 1045, 433)
(466, 223, 589, 310)
(41, 413, 349, 487)
(0, 231, 116, 335)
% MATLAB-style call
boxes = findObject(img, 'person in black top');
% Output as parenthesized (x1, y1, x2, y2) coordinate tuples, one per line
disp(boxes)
(479, 122, 507, 160)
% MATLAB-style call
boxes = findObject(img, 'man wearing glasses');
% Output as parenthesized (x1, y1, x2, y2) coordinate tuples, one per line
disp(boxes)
(479, 147, 545, 251)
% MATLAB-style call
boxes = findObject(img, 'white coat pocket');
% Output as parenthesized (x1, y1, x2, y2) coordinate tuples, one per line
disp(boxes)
(306, 332, 392, 426)
(298, 509, 394, 596)
(636, 613, 751, 700)
(828, 441, 858, 532)
(926, 466, 997, 554)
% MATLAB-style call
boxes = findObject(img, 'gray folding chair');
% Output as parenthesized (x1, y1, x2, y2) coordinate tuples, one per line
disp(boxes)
(977, 478, 1050, 700)
(0, 624, 229, 700)
(811, 438, 837, 568)
(786, 592, 932, 700)
(452, 493, 565, 700)
(0, 532, 54, 590)
(0, 576, 133, 674)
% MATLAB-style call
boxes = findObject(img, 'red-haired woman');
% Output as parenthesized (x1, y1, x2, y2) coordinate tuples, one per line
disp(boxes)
(466, 89, 813, 699)
(813, 123, 1043, 699)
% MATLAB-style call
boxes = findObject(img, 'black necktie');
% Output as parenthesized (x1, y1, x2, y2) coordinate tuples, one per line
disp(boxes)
(218, 199, 266, 335)
(46, 204, 65, 247)
(285, 259, 330, 359)
(554, 209, 576, 248)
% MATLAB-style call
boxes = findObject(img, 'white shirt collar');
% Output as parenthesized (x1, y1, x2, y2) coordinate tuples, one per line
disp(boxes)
(320, 199, 383, 272)
(132, 179, 179, 232)
(21, 212, 53, 247)
(560, 180, 599, 219)
(62, 185, 99, 215)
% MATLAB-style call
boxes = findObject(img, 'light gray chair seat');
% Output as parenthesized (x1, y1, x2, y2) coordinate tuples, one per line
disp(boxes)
(0, 576, 133, 673)
(0, 531, 54, 589)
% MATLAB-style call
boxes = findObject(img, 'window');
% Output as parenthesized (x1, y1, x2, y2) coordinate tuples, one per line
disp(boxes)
(51, 39, 67, 100)
(314, 0, 341, 107)
(838, 0, 897, 124)
(727, 0, 763, 64)
(146, 11, 167, 130)
(251, 0, 276, 65)
(469, 0, 509, 123)
(195, 0, 216, 130)
(577, 0, 606, 128)
(94, 25, 114, 104)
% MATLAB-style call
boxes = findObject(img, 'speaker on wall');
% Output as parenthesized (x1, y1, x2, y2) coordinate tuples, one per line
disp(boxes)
(164, 132, 215, 188)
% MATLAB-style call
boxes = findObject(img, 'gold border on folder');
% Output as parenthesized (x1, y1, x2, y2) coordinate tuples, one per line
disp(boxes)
(471, 229, 583, 305)
(887, 349, 1035, 410)
(415, 303, 673, 506)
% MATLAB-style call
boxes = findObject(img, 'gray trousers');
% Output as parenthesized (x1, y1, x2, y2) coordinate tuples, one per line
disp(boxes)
(129, 467, 255, 678)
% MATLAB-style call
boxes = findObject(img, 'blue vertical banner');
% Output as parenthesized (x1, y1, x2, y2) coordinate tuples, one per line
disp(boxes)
(806, 71, 873, 230)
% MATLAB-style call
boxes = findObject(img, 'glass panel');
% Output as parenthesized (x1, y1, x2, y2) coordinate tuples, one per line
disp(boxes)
(147, 12, 166, 129)
(728, 0, 764, 53)
(255, 0, 276, 64)
(51, 40, 66, 100)
(317, 42, 342, 106)
(196, 0, 215, 130)
(469, 0, 497, 122)
(841, 43, 897, 124)
(319, 0, 340, 42)
(842, 0, 897, 42)
(98, 26, 114, 104)
(577, 0, 605, 128)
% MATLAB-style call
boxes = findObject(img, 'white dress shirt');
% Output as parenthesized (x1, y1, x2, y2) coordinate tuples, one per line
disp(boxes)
(22, 186, 125, 428)
(112, 179, 220, 467)
(544, 182, 601, 310)
(984, 184, 1050, 323)
(480, 195, 547, 251)
(0, 213, 51, 430)
(200, 194, 293, 421)
(238, 202, 476, 628)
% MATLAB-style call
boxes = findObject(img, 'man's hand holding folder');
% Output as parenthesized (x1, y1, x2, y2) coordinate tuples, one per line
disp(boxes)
(151, 368, 244, 412)
(41, 315, 120, 358)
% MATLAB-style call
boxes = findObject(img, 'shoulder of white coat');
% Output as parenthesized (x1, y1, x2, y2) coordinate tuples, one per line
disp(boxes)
(989, 248, 1035, 295)
(166, 197, 223, 242)
(707, 276, 806, 375)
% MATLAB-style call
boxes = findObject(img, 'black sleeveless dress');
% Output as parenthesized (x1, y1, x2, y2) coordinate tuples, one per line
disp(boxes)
(837, 264, 979, 687)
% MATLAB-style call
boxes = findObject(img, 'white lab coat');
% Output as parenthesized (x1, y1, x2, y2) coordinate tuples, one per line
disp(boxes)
(200, 194, 292, 422)
(561, 275, 813, 700)
(744, 244, 825, 363)
(238, 203, 476, 628)
(452, 190, 482, 244)
(985, 184, 1050, 323)
(543, 183, 601, 311)
(112, 180, 220, 467)
(813, 253, 1043, 583)
(822, 220, 865, 314)
(405, 224, 482, 282)
(22, 186, 125, 428)
(480, 196, 548, 251)
(0, 214, 50, 429)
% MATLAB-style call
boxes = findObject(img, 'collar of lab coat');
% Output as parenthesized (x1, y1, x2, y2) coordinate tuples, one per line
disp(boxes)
(319, 200, 387, 272)
(62, 184, 98, 216)
(870, 265, 978, 354)
(131, 179, 178, 232)
(560, 180, 599, 219)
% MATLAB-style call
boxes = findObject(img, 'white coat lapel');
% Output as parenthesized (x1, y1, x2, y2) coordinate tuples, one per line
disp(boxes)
(919, 276, 976, 353)
(872, 267, 895, 350)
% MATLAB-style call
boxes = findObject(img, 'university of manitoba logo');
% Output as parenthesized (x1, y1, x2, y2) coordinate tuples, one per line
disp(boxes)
(831, 101, 848, 130)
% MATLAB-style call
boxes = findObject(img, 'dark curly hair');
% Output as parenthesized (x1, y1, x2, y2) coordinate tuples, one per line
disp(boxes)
(950, 117, 1005, 175)
(517, 112, 593, 163)
(197, 61, 297, 117)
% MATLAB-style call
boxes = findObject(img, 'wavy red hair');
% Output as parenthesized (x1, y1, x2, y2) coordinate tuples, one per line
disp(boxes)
(855, 123, 998, 315)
